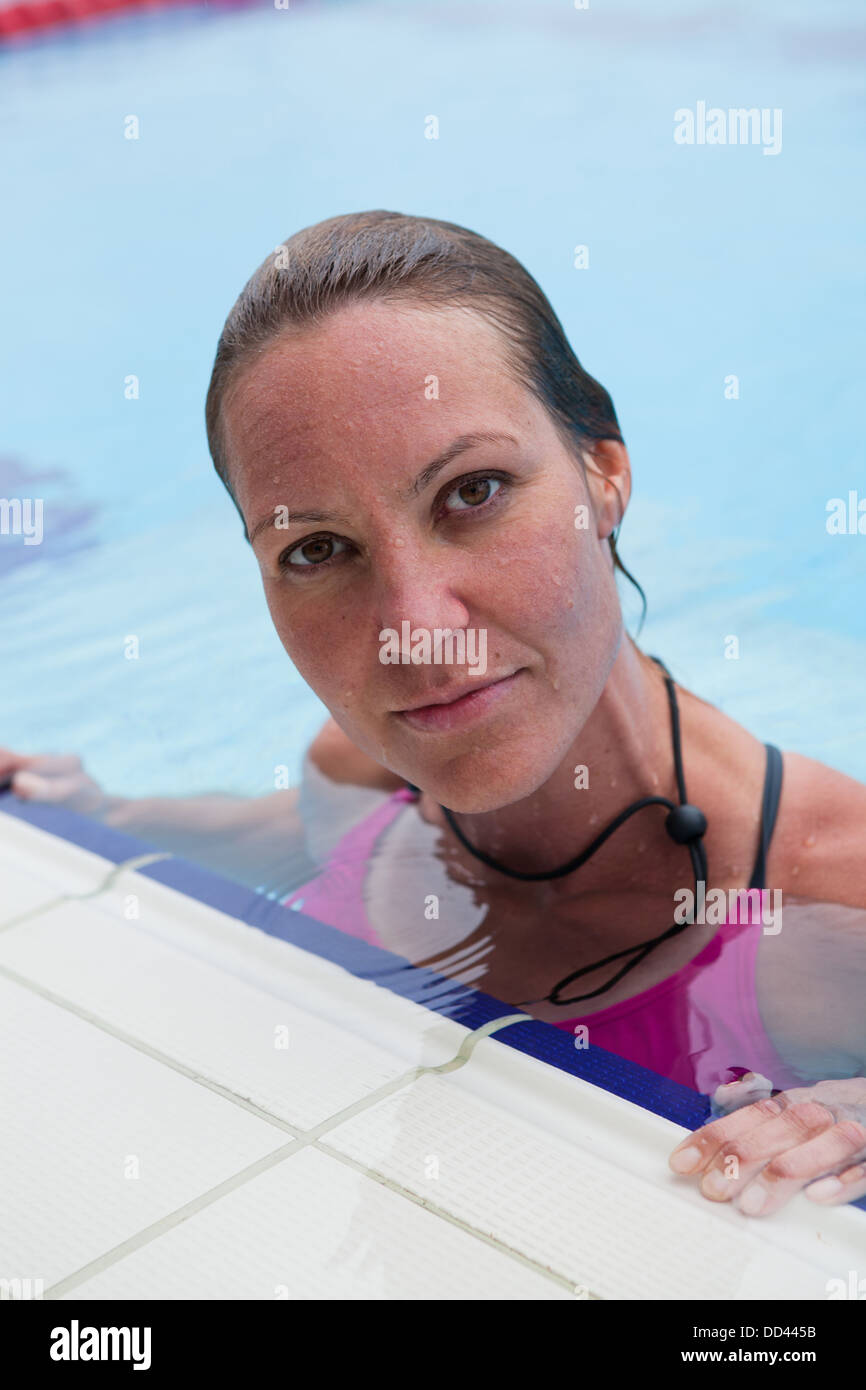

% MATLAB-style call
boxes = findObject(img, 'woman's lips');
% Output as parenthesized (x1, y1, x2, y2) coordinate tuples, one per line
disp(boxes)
(395, 670, 524, 732)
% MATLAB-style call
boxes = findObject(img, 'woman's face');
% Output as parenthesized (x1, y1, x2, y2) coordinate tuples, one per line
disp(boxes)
(220, 300, 628, 811)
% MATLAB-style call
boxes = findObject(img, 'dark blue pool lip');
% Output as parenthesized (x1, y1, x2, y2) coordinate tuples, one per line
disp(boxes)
(11, 783, 864, 1226)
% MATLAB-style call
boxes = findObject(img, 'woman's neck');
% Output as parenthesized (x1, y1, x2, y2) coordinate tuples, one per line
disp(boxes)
(419, 639, 678, 874)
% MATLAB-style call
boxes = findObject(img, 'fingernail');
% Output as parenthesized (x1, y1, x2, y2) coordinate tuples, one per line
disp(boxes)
(701, 1170, 730, 1200)
(738, 1186, 767, 1215)
(804, 1176, 843, 1201)
(670, 1144, 702, 1174)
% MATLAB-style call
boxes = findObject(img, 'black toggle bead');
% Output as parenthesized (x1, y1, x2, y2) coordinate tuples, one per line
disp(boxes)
(665, 803, 708, 844)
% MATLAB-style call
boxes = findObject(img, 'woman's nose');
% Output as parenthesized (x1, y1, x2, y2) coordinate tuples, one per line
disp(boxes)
(373, 541, 474, 639)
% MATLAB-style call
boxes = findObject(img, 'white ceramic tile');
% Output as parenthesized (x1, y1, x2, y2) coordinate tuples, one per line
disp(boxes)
(0, 861, 62, 925)
(452, 1036, 866, 1292)
(1, 813, 480, 1074)
(90, 861, 487, 1070)
(0, 894, 443, 1129)
(62, 1146, 574, 1300)
(0, 812, 127, 914)
(322, 1064, 866, 1301)
(7, 814, 859, 1302)
(0, 975, 289, 1288)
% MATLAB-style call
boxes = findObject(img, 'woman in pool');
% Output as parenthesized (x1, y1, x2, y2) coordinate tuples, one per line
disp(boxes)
(4, 210, 866, 1218)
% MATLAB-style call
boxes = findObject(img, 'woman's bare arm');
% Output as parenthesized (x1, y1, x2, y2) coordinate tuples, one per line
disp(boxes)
(303, 719, 406, 791)
(0, 721, 403, 885)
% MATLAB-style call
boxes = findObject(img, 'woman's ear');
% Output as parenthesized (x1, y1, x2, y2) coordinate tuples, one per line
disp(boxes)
(581, 440, 632, 540)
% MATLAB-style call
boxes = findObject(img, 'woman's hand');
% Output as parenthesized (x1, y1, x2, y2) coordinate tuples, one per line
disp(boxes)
(669, 1076, 866, 1215)
(0, 747, 113, 817)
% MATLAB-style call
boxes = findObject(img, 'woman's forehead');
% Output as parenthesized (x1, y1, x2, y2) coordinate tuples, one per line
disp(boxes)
(221, 303, 536, 496)
(230, 299, 512, 413)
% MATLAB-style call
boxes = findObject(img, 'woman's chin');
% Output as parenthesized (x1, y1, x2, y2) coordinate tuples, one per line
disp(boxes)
(411, 758, 558, 815)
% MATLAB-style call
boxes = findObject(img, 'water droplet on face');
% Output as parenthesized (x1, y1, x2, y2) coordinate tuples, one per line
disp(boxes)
(393, 536, 406, 548)
(552, 679, 560, 691)
(804, 833, 817, 848)
(566, 599, 574, 609)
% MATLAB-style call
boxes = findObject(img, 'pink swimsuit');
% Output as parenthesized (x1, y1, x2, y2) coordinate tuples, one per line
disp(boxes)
(282, 782, 804, 1096)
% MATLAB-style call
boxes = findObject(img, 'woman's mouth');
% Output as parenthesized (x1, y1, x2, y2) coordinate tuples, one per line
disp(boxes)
(395, 670, 525, 732)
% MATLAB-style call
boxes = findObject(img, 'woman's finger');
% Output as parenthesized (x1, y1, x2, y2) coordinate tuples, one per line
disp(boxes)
(733, 1119, 866, 1217)
(0, 748, 36, 775)
(669, 1095, 789, 1176)
(13, 771, 90, 805)
(805, 1162, 866, 1206)
(20, 754, 83, 776)
(687, 1101, 839, 1205)
(1, 752, 85, 781)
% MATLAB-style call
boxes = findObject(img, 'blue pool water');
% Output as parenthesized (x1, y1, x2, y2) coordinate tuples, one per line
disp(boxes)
(1, 0, 864, 798)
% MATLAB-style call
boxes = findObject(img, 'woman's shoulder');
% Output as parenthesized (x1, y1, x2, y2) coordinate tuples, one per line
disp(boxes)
(770, 750, 866, 909)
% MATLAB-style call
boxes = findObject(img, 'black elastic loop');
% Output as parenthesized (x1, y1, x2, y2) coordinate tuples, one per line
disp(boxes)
(435, 652, 711, 1007)
(747, 743, 783, 891)
(440, 795, 676, 882)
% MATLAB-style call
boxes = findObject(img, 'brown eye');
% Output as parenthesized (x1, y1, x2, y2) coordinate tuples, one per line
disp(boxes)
(284, 535, 347, 568)
(444, 476, 501, 513)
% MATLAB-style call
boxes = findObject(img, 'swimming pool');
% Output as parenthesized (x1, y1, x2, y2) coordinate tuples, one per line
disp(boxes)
(2, 0, 865, 801)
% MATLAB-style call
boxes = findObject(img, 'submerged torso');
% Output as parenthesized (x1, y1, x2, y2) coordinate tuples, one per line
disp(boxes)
(280, 710, 865, 1098)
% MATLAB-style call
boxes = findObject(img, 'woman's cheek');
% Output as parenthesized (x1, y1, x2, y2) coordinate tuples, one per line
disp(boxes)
(263, 585, 337, 686)
(507, 536, 592, 643)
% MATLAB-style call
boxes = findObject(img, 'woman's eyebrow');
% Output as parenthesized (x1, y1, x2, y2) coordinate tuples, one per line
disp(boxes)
(405, 431, 519, 499)
(248, 506, 345, 545)
(247, 430, 519, 543)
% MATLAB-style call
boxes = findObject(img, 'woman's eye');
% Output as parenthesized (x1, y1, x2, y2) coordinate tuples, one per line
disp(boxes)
(443, 475, 502, 513)
(282, 535, 347, 568)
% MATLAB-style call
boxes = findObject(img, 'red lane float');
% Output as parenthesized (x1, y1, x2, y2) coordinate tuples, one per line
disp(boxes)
(0, 0, 199, 40)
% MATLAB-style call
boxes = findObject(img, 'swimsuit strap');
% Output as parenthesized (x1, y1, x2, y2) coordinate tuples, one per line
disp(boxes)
(747, 743, 784, 891)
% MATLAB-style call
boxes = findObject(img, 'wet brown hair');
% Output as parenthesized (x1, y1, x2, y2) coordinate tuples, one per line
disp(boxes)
(205, 209, 646, 628)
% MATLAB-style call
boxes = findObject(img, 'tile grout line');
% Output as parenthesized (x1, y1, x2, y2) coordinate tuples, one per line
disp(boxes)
(0, 959, 307, 1137)
(0, 945, 532, 1144)
(312, 1140, 602, 1299)
(0, 851, 173, 934)
(0, 845, 599, 1296)
(43, 1013, 600, 1300)
(43, 1137, 307, 1300)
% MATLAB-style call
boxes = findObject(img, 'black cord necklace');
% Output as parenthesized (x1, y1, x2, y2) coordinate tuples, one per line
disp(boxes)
(433, 655, 709, 1008)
